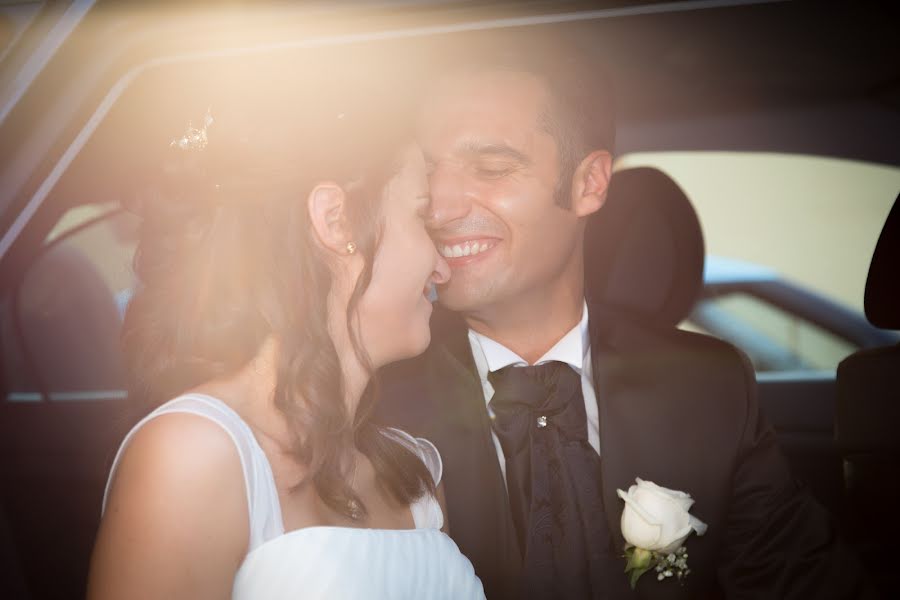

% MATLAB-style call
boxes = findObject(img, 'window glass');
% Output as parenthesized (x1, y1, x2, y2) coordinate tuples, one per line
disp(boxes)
(615, 152, 900, 312)
(58, 208, 139, 316)
(686, 293, 857, 373)
(3, 206, 138, 401)
(615, 152, 900, 372)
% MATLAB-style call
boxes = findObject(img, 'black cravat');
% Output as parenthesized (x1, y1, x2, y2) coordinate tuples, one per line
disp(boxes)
(488, 361, 609, 599)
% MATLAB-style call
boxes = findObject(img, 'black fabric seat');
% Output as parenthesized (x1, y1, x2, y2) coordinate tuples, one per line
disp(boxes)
(835, 193, 900, 594)
(584, 166, 705, 325)
(0, 501, 30, 600)
(585, 166, 854, 524)
(17, 242, 126, 394)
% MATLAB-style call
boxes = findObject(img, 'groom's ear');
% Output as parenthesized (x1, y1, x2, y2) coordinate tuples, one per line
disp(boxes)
(570, 150, 613, 218)
(308, 182, 353, 255)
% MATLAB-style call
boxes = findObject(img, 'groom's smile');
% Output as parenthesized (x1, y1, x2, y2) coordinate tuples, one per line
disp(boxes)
(436, 236, 501, 267)
(438, 238, 499, 260)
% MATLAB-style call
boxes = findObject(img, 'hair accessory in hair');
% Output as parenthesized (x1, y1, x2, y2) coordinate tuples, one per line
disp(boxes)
(170, 108, 214, 151)
(345, 241, 357, 255)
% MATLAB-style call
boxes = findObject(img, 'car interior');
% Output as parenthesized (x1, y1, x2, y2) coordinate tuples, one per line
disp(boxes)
(835, 193, 900, 593)
(0, 2, 898, 598)
(585, 163, 847, 535)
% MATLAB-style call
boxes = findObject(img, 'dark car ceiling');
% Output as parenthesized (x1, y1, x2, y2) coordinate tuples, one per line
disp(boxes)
(63, 1, 900, 222)
(120, 2, 900, 160)
(563, 1, 900, 160)
(579, 2, 900, 117)
(374, 1, 900, 160)
(2, 0, 899, 234)
(235, 1, 900, 122)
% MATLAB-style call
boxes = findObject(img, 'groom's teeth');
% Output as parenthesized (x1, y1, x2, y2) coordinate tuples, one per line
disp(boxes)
(439, 240, 494, 258)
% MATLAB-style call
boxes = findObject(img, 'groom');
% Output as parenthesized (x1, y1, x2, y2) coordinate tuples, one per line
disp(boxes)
(376, 35, 871, 599)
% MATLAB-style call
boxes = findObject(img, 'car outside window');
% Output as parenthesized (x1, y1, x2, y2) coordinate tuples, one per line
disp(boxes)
(2, 204, 137, 402)
(685, 291, 857, 373)
(616, 151, 900, 374)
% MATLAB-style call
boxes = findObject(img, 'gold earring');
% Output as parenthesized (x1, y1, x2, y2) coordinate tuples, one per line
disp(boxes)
(346, 241, 357, 255)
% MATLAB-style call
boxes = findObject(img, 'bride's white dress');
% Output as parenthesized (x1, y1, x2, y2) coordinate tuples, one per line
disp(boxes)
(103, 393, 485, 599)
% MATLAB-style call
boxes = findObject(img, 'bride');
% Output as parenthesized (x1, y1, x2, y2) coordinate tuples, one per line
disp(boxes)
(87, 86, 484, 599)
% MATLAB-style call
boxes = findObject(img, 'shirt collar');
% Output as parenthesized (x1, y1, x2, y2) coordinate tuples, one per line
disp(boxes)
(468, 300, 590, 378)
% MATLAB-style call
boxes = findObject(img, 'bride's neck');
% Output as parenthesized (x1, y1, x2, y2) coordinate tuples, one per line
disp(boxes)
(336, 337, 370, 419)
(196, 332, 370, 455)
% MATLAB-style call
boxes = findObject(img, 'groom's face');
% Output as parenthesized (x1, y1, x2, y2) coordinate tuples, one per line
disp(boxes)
(419, 69, 583, 317)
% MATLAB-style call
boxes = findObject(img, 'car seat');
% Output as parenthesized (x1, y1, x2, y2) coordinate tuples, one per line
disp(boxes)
(16, 241, 126, 394)
(584, 166, 705, 325)
(585, 166, 852, 522)
(835, 193, 900, 591)
(0, 500, 30, 599)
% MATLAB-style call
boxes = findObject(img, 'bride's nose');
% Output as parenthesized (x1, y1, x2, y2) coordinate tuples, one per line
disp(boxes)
(431, 253, 450, 285)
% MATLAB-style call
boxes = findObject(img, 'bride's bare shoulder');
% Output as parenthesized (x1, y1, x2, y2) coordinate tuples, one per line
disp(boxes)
(90, 413, 249, 599)
(118, 411, 243, 484)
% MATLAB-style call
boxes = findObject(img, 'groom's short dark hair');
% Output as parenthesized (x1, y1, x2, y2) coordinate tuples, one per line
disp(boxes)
(430, 29, 616, 207)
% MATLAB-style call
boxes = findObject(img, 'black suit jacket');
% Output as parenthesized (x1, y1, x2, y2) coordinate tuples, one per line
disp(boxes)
(376, 303, 875, 599)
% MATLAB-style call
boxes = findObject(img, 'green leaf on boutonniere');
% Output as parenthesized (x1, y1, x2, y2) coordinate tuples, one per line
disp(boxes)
(624, 546, 654, 590)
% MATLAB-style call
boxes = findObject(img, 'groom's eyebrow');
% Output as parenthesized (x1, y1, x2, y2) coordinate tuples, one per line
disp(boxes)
(458, 141, 531, 165)
(424, 141, 532, 168)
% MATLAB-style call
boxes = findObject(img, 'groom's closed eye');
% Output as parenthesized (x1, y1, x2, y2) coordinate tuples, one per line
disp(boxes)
(473, 161, 518, 179)
(423, 143, 531, 176)
(464, 143, 530, 179)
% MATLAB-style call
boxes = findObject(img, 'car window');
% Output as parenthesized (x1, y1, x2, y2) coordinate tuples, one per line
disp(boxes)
(685, 292, 857, 373)
(616, 151, 900, 373)
(2, 204, 137, 402)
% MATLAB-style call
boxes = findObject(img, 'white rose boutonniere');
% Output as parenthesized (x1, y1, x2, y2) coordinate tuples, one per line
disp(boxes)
(616, 478, 707, 589)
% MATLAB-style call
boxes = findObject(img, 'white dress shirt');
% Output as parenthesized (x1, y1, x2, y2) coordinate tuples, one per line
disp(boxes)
(467, 301, 600, 482)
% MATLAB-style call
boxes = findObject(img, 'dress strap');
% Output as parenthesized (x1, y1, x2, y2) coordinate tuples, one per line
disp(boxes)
(384, 427, 445, 530)
(103, 394, 284, 552)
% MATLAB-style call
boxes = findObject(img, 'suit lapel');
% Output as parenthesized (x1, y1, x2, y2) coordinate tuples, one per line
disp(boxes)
(589, 304, 702, 599)
(588, 304, 631, 554)
(425, 308, 522, 598)
(589, 305, 680, 553)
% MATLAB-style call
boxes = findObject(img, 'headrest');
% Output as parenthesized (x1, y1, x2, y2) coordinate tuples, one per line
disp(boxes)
(584, 167, 705, 326)
(865, 193, 900, 330)
(18, 243, 126, 392)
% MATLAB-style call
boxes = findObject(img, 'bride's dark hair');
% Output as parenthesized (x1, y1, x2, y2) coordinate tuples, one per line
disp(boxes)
(122, 82, 433, 519)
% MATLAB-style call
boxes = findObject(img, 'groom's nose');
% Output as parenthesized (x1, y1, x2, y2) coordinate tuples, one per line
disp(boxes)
(427, 163, 473, 231)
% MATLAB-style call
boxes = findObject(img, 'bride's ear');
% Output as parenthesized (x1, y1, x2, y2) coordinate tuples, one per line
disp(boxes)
(308, 182, 354, 255)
